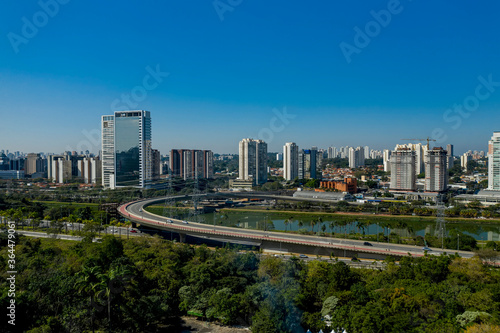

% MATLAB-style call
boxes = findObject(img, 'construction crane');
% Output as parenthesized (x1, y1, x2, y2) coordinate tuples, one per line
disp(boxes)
(401, 137, 437, 150)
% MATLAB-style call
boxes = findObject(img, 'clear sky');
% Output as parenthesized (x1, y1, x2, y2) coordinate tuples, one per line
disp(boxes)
(1, 0, 500, 155)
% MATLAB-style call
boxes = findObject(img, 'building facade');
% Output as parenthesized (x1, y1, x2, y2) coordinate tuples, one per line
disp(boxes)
(298, 147, 322, 180)
(390, 148, 417, 191)
(488, 132, 500, 190)
(170, 149, 214, 180)
(348, 147, 365, 169)
(283, 142, 299, 181)
(239, 138, 267, 185)
(425, 147, 448, 192)
(101, 110, 152, 189)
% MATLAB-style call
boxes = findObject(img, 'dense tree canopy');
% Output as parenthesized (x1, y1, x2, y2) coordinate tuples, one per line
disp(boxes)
(1, 232, 499, 332)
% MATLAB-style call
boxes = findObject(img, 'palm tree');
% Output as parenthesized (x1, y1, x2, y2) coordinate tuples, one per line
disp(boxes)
(298, 220, 304, 230)
(310, 220, 316, 233)
(284, 218, 289, 232)
(97, 265, 132, 331)
(317, 217, 323, 234)
(75, 266, 103, 333)
(329, 221, 335, 236)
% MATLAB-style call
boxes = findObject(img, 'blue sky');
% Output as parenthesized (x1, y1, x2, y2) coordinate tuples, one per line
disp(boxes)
(1, 0, 500, 155)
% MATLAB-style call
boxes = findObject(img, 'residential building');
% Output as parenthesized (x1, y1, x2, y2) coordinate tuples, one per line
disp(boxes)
(425, 147, 448, 192)
(348, 147, 364, 168)
(283, 142, 299, 181)
(170, 149, 214, 180)
(152, 149, 161, 180)
(25, 153, 44, 175)
(446, 144, 454, 169)
(390, 148, 417, 191)
(488, 132, 500, 190)
(461, 153, 472, 171)
(383, 149, 391, 172)
(239, 139, 267, 185)
(77, 157, 101, 184)
(298, 147, 321, 180)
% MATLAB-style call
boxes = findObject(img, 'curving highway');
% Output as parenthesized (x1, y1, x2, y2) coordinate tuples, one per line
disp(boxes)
(118, 196, 475, 260)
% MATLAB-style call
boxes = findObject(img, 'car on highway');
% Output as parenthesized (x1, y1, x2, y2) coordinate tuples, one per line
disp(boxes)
(67, 223, 72, 227)
(363, 241, 373, 246)
(167, 219, 173, 223)
(130, 229, 137, 233)
(183, 221, 188, 224)
(422, 247, 432, 251)
(139, 208, 143, 212)
(299, 254, 308, 259)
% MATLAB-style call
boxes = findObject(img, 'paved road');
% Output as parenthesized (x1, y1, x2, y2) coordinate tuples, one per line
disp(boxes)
(119, 197, 475, 259)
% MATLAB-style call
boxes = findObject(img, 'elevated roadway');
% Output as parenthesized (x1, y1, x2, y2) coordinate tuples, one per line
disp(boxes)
(118, 197, 475, 260)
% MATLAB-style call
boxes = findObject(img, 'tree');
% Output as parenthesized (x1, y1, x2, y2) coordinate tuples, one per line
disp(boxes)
(75, 265, 103, 333)
(97, 264, 132, 331)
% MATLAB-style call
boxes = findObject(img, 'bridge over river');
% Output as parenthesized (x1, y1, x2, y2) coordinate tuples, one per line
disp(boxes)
(118, 196, 475, 260)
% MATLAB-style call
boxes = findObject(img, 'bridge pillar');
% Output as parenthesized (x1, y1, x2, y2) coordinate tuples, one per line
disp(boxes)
(131, 222, 137, 228)
(179, 233, 186, 243)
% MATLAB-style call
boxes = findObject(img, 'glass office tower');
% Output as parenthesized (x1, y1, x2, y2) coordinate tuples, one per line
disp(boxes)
(101, 110, 152, 188)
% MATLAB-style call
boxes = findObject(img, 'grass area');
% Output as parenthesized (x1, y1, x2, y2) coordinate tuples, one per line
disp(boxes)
(33, 200, 101, 208)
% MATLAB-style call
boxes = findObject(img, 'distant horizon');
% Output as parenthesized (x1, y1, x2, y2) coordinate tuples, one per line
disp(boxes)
(2, 2, 499, 157)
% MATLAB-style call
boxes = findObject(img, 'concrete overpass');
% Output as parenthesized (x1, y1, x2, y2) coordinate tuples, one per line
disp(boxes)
(118, 196, 475, 260)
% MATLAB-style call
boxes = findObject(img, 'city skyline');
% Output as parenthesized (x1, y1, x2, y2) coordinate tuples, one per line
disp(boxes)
(2, 2, 500, 154)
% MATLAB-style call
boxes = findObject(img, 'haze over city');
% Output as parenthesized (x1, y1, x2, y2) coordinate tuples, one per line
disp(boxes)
(2, 1, 500, 154)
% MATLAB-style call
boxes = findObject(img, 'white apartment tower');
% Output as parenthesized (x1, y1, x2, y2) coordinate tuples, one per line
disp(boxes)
(348, 147, 365, 168)
(383, 149, 391, 172)
(283, 142, 299, 181)
(390, 148, 417, 191)
(101, 110, 152, 189)
(425, 147, 448, 192)
(488, 132, 500, 190)
(239, 138, 268, 185)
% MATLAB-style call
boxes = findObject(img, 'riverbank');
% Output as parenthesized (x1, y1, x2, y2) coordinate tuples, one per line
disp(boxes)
(219, 207, 500, 224)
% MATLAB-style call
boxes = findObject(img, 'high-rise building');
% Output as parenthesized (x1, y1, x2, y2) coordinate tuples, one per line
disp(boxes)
(77, 157, 101, 184)
(25, 153, 44, 175)
(239, 139, 267, 185)
(383, 149, 391, 172)
(170, 149, 214, 180)
(298, 147, 322, 180)
(364, 146, 370, 160)
(390, 148, 416, 191)
(152, 149, 161, 180)
(283, 142, 299, 181)
(446, 144, 454, 169)
(48, 155, 72, 183)
(101, 115, 115, 189)
(425, 147, 448, 192)
(348, 147, 365, 168)
(101, 110, 152, 188)
(488, 132, 500, 190)
(395, 143, 427, 175)
(327, 146, 338, 159)
(461, 152, 472, 171)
